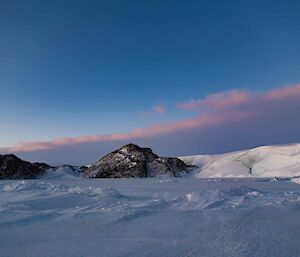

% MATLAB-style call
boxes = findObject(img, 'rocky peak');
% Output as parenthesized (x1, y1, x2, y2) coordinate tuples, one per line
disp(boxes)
(0, 154, 52, 179)
(118, 143, 159, 161)
(85, 144, 190, 178)
(1, 154, 19, 161)
(120, 143, 154, 153)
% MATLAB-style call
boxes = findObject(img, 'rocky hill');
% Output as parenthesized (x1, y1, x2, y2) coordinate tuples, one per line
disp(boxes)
(0, 154, 52, 179)
(85, 144, 190, 178)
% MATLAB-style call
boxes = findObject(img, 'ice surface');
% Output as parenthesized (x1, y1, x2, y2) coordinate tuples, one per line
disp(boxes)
(1, 177, 300, 257)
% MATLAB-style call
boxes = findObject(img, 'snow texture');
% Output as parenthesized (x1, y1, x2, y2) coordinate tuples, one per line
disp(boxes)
(1, 177, 300, 257)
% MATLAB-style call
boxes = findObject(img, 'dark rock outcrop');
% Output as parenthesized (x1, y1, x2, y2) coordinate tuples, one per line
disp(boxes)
(79, 165, 88, 172)
(85, 144, 190, 178)
(0, 154, 52, 179)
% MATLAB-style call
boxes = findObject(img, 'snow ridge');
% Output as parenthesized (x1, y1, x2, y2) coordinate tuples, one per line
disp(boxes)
(180, 143, 300, 178)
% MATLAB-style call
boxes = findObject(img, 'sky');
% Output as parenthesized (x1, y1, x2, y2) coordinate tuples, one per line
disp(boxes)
(1, 0, 300, 164)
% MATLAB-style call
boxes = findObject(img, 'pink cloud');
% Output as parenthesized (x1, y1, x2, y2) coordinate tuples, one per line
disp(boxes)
(177, 90, 252, 110)
(141, 104, 166, 117)
(265, 83, 300, 101)
(177, 83, 300, 111)
(1, 83, 300, 154)
(152, 104, 166, 114)
(0, 109, 255, 153)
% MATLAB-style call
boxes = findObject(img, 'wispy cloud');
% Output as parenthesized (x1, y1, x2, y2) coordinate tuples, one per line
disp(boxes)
(1, 83, 300, 154)
(177, 83, 300, 111)
(152, 104, 166, 114)
(141, 104, 166, 117)
(0, 113, 229, 153)
(177, 90, 252, 111)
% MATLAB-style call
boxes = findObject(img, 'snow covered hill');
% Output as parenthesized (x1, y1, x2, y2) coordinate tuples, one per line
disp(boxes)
(180, 143, 300, 178)
(41, 165, 83, 180)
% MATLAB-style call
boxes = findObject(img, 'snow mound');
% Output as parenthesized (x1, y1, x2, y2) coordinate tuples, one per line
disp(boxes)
(290, 177, 300, 184)
(41, 165, 82, 179)
(162, 186, 264, 210)
(0, 181, 121, 197)
(270, 176, 300, 184)
(0, 181, 124, 218)
(180, 143, 300, 178)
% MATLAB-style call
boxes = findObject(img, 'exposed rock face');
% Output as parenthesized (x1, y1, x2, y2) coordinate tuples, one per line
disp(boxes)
(79, 165, 88, 172)
(0, 154, 52, 179)
(85, 144, 190, 178)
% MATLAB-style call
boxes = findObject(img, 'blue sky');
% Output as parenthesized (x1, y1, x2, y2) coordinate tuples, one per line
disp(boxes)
(1, 0, 300, 163)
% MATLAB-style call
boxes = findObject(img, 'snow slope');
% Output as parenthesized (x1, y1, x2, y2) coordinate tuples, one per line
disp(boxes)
(41, 165, 82, 179)
(180, 143, 300, 178)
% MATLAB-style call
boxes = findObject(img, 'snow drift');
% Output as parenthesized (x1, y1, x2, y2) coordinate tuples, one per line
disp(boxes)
(1, 178, 300, 257)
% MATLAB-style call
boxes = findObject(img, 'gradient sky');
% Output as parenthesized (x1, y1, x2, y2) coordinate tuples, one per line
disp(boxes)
(1, 0, 300, 164)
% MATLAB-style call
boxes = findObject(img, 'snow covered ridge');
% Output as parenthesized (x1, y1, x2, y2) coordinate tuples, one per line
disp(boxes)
(0, 144, 192, 179)
(2, 143, 300, 179)
(180, 143, 300, 178)
(42, 165, 85, 180)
